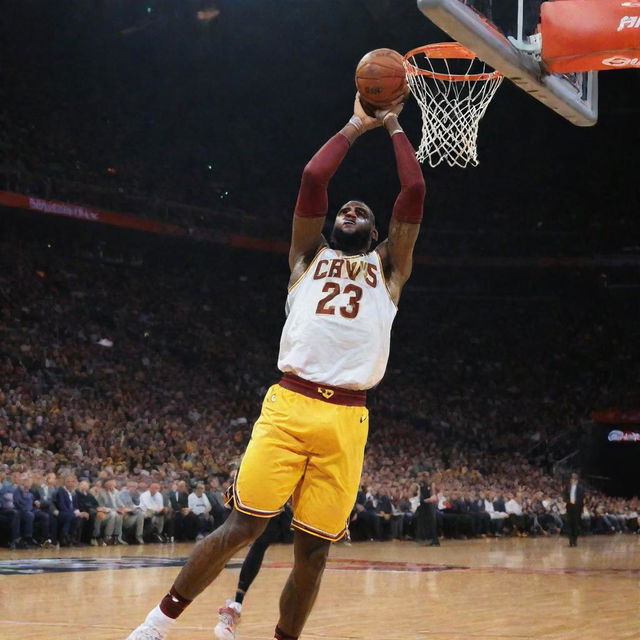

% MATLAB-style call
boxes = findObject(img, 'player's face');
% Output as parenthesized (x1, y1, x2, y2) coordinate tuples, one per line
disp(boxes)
(335, 201, 373, 233)
(331, 201, 378, 253)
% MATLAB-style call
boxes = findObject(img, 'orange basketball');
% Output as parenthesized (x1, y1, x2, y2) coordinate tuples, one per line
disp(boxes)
(355, 48, 408, 110)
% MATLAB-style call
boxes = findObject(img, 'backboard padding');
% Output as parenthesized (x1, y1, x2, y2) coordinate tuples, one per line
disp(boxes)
(417, 0, 598, 126)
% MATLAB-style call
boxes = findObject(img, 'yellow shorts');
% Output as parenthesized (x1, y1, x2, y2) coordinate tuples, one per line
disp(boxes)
(233, 382, 369, 541)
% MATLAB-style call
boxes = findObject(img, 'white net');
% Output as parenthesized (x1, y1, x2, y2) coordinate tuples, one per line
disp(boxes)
(405, 50, 503, 168)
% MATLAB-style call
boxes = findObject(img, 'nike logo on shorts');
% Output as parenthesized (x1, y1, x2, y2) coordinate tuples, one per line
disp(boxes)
(360, 415, 367, 423)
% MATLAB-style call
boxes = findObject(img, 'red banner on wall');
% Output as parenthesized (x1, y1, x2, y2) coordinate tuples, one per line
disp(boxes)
(5, 189, 640, 266)
(591, 408, 640, 424)
(0, 190, 186, 237)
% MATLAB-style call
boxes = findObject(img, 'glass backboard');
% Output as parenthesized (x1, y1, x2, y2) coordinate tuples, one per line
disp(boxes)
(417, 0, 598, 126)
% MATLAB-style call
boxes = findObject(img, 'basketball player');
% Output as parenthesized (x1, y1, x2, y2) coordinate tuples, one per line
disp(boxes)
(126, 92, 425, 640)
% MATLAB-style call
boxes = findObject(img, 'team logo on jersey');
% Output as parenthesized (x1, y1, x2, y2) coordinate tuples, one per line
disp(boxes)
(317, 387, 335, 399)
(313, 257, 378, 288)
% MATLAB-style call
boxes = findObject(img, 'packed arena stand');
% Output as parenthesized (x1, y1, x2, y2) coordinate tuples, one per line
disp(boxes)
(1, 224, 639, 549)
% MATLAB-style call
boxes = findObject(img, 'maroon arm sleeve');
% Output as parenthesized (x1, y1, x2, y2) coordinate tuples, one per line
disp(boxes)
(294, 133, 351, 218)
(391, 132, 426, 224)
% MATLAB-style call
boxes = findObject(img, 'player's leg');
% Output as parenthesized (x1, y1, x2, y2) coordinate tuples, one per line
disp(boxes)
(274, 530, 331, 639)
(214, 518, 279, 640)
(273, 399, 368, 640)
(173, 509, 267, 599)
(126, 509, 267, 640)
(126, 384, 308, 640)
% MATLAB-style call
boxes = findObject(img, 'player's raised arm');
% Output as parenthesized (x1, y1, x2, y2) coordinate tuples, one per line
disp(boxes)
(376, 104, 426, 304)
(289, 95, 381, 272)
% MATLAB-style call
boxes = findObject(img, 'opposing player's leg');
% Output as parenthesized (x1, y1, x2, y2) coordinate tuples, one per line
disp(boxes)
(237, 531, 271, 598)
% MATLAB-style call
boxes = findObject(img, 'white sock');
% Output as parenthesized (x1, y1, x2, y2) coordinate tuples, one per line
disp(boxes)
(148, 605, 177, 629)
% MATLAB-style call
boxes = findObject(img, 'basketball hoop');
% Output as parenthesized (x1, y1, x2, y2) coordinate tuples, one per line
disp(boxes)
(404, 42, 503, 168)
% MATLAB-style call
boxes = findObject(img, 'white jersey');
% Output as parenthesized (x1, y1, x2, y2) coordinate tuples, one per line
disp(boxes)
(278, 247, 397, 390)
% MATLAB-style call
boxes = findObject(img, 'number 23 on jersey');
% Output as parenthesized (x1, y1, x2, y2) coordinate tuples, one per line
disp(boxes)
(315, 282, 363, 319)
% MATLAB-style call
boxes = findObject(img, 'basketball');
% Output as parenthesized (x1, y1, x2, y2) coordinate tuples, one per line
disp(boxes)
(355, 48, 408, 110)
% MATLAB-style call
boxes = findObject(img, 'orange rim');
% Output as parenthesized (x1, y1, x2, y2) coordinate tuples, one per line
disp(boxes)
(404, 42, 502, 82)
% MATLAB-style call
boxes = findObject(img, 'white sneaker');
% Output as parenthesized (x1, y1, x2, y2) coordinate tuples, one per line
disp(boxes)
(126, 605, 176, 640)
(214, 600, 241, 640)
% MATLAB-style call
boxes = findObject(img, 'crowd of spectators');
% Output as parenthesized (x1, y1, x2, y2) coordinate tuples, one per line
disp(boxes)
(1, 232, 639, 550)
(349, 471, 640, 543)
(0, 466, 230, 549)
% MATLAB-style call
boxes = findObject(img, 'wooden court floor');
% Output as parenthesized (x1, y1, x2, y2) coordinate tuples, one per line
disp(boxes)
(1, 536, 639, 639)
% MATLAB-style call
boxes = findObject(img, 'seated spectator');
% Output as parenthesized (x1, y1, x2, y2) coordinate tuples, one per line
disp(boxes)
(14, 473, 51, 548)
(543, 495, 563, 533)
(438, 489, 462, 539)
(34, 472, 60, 545)
(505, 493, 528, 537)
(96, 478, 128, 545)
(440, 490, 472, 539)
(140, 482, 169, 542)
(362, 484, 393, 541)
(160, 479, 176, 543)
(555, 494, 568, 532)
(468, 492, 491, 537)
(388, 488, 407, 540)
(119, 480, 145, 544)
(485, 493, 508, 536)
(581, 503, 592, 535)
(188, 483, 213, 541)
(53, 475, 83, 546)
(349, 487, 378, 541)
(604, 504, 623, 533)
(610, 502, 627, 533)
(527, 492, 551, 536)
(27, 471, 53, 542)
(624, 506, 638, 533)
(206, 476, 228, 531)
(75, 479, 105, 546)
(402, 482, 421, 539)
(169, 480, 197, 541)
(0, 468, 22, 549)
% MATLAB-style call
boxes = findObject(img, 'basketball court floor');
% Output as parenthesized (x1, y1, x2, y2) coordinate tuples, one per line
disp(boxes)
(1, 536, 638, 639)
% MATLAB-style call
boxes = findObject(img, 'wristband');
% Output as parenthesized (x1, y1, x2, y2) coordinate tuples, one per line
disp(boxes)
(348, 115, 363, 133)
(383, 112, 398, 126)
